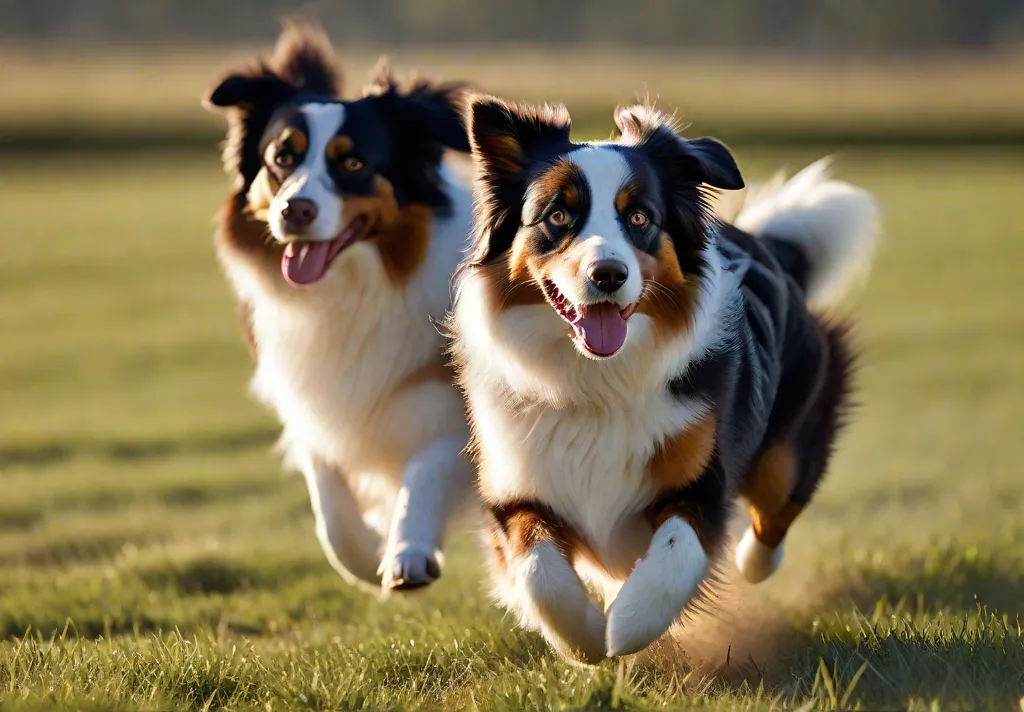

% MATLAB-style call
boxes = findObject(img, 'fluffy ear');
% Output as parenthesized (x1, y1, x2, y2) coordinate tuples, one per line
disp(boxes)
(202, 20, 342, 198)
(466, 96, 573, 264)
(615, 105, 744, 191)
(467, 95, 572, 186)
(269, 19, 343, 97)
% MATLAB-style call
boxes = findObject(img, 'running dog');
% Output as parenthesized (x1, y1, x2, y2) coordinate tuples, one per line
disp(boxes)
(203, 23, 475, 592)
(450, 96, 879, 661)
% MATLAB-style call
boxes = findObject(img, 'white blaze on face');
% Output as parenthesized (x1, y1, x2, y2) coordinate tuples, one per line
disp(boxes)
(546, 146, 645, 358)
(268, 102, 347, 243)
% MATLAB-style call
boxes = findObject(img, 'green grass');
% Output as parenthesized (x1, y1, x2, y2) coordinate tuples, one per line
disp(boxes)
(1, 146, 1023, 710)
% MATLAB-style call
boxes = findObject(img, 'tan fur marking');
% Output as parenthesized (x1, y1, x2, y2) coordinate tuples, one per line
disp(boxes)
(636, 234, 700, 344)
(372, 203, 430, 287)
(648, 412, 717, 490)
(484, 524, 510, 578)
(492, 505, 596, 566)
(326, 134, 353, 162)
(477, 254, 548, 312)
(480, 134, 523, 175)
(740, 443, 797, 548)
(280, 126, 308, 156)
(218, 194, 280, 263)
(614, 185, 631, 214)
(503, 508, 558, 557)
(562, 182, 580, 210)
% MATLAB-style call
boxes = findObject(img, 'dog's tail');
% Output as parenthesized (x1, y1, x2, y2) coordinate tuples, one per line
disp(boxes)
(733, 157, 880, 308)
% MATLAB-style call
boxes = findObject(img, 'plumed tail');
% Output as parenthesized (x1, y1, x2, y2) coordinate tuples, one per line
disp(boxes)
(733, 157, 881, 307)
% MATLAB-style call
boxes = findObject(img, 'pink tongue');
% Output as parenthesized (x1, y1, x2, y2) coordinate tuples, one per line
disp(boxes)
(282, 241, 331, 286)
(573, 303, 628, 356)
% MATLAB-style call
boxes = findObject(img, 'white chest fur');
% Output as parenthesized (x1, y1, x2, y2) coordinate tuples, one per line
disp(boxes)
(472, 385, 706, 572)
(248, 246, 441, 472)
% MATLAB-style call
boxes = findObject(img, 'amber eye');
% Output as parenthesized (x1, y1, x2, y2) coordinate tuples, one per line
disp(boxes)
(548, 209, 570, 227)
(340, 156, 365, 172)
(274, 147, 296, 169)
(628, 210, 649, 228)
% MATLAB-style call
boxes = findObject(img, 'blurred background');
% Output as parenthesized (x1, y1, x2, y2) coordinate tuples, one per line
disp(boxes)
(1, 1, 1022, 707)
(3, 0, 1024, 149)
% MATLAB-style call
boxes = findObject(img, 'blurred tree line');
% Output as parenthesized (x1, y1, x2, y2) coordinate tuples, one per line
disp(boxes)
(1, 0, 1022, 52)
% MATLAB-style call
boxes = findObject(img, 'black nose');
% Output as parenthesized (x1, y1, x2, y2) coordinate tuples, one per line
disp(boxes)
(282, 199, 318, 230)
(587, 259, 629, 293)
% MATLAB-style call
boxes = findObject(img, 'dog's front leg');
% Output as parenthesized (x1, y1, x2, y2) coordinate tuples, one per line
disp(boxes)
(379, 436, 471, 592)
(488, 502, 607, 665)
(605, 466, 729, 657)
(301, 455, 384, 588)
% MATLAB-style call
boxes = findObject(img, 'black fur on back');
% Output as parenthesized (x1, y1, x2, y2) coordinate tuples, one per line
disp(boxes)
(203, 21, 343, 200)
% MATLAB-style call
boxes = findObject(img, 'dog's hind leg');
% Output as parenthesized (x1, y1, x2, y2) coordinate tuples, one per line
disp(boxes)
(301, 455, 384, 588)
(379, 436, 472, 592)
(736, 321, 854, 583)
(488, 503, 607, 665)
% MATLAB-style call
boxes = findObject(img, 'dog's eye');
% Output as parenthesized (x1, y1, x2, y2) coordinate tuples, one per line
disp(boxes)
(628, 210, 649, 228)
(340, 156, 365, 172)
(547, 209, 570, 227)
(274, 148, 296, 169)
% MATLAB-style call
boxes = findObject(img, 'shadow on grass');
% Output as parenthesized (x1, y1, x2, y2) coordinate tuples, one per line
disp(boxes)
(638, 548, 1024, 707)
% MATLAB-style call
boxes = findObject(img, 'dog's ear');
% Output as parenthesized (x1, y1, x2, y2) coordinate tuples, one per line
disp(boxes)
(202, 21, 342, 198)
(468, 95, 572, 187)
(466, 96, 573, 264)
(616, 105, 743, 262)
(204, 73, 295, 111)
(615, 105, 743, 191)
(270, 19, 343, 97)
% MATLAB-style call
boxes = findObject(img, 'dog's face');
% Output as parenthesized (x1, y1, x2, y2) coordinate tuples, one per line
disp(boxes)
(205, 28, 469, 287)
(247, 97, 412, 285)
(464, 99, 744, 361)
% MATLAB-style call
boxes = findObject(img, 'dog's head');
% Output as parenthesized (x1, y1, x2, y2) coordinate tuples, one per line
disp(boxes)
(461, 97, 743, 365)
(204, 23, 470, 286)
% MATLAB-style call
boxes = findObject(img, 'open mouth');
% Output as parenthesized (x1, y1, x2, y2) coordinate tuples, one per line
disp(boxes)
(541, 279, 638, 357)
(281, 216, 369, 286)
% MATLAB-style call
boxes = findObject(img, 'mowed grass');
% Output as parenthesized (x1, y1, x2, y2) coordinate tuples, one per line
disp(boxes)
(1, 145, 1023, 710)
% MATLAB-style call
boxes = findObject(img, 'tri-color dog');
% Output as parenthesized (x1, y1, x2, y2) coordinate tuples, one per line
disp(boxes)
(203, 24, 476, 592)
(450, 97, 879, 662)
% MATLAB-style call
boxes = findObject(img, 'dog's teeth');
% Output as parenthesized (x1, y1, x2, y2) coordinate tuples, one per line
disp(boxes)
(285, 243, 296, 258)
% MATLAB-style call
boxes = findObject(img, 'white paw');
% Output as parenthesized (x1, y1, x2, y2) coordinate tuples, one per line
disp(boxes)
(605, 517, 708, 657)
(735, 525, 783, 584)
(378, 542, 442, 592)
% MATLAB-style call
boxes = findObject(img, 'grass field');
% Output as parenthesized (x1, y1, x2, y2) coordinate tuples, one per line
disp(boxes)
(1, 143, 1023, 710)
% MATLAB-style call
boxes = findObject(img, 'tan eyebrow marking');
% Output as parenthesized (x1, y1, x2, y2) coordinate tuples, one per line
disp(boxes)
(614, 185, 631, 213)
(327, 135, 354, 161)
(279, 126, 308, 156)
(562, 183, 580, 209)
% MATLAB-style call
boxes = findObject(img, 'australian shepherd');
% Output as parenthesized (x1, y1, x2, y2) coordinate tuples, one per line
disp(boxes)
(449, 97, 880, 663)
(203, 23, 476, 592)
